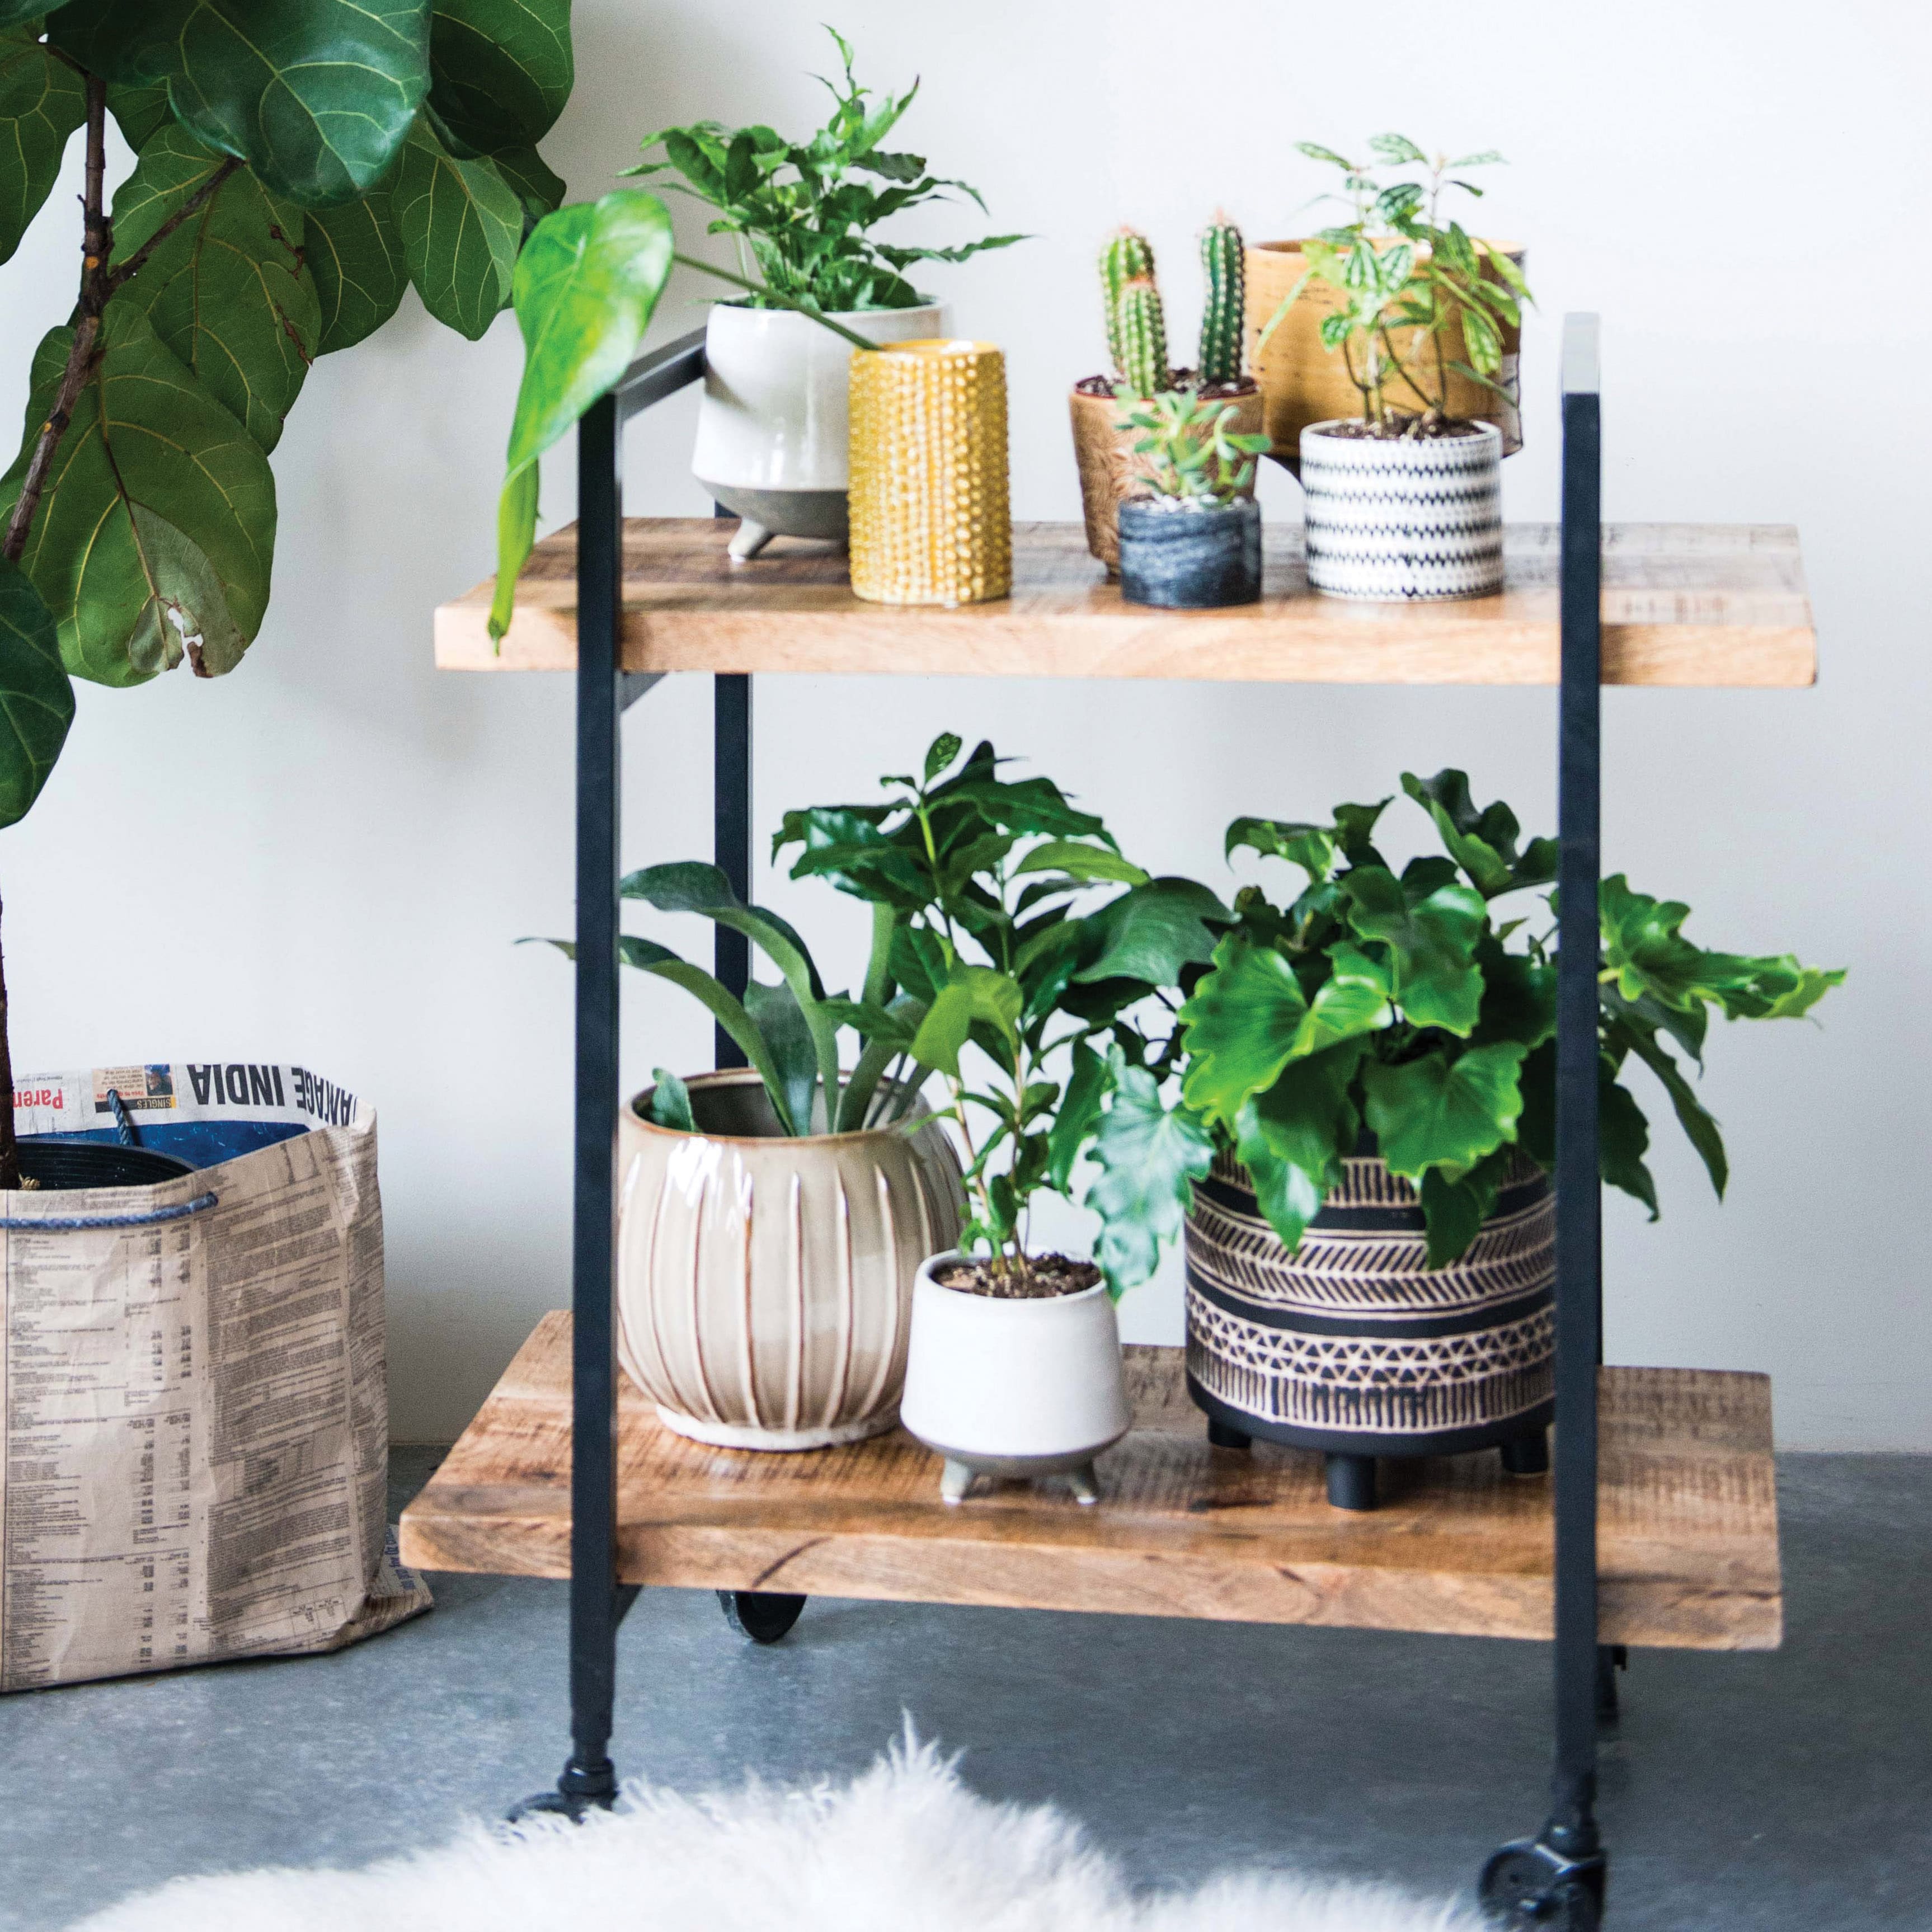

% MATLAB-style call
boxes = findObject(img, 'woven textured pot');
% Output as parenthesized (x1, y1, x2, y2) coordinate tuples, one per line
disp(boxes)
(617, 1070, 966, 1450)
(1069, 383, 1264, 573)
(1184, 1144, 1554, 1464)
(1300, 421, 1504, 601)
(849, 339, 1010, 605)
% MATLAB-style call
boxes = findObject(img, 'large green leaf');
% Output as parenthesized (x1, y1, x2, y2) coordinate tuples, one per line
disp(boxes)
(1088, 1054, 1213, 1292)
(1288, 943, 1394, 1059)
(0, 300, 275, 686)
(0, 554, 73, 825)
(1402, 768, 1555, 899)
(745, 977, 817, 1141)
(1598, 1069, 1657, 1215)
(1073, 876, 1230, 988)
(110, 125, 320, 452)
(1046, 1037, 1109, 1191)
(391, 113, 520, 339)
(1418, 1146, 1514, 1268)
(1359, 1041, 1526, 1182)
(307, 188, 408, 352)
(910, 964, 1020, 1078)
(1233, 1037, 1368, 1253)
(49, 0, 430, 208)
(427, 0, 571, 156)
(106, 78, 170, 149)
(489, 187, 671, 641)
(0, 4, 54, 27)
(1607, 1012, 1728, 1200)
(489, 139, 565, 238)
(1178, 932, 1308, 1129)
(1342, 865, 1488, 1035)
(0, 26, 86, 265)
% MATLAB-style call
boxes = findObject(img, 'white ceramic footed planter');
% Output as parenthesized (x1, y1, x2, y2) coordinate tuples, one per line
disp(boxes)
(694, 300, 947, 560)
(1299, 420, 1504, 601)
(899, 1252, 1131, 1505)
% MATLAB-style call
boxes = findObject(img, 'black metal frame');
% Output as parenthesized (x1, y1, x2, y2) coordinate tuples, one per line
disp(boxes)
(518, 314, 1614, 1921)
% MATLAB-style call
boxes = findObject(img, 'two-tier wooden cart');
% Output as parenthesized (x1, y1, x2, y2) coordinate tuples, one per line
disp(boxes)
(401, 315, 1813, 1928)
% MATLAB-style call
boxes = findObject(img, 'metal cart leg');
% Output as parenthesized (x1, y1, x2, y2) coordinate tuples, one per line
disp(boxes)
(1480, 315, 1609, 1930)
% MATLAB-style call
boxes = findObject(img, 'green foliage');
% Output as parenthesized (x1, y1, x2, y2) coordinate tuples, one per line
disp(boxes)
(306, 191, 410, 353)
(1198, 212, 1244, 386)
(1257, 136, 1534, 430)
(1115, 275, 1168, 399)
(1088, 767, 1842, 1281)
(1088, 1049, 1213, 1290)
(1112, 389, 1269, 507)
(427, 0, 572, 157)
(0, 22, 84, 265)
(0, 554, 72, 825)
(1098, 226, 1154, 374)
(391, 114, 522, 340)
(626, 26, 1021, 313)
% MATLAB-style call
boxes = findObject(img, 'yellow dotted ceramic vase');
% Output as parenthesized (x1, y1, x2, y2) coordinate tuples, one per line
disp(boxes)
(848, 339, 1012, 606)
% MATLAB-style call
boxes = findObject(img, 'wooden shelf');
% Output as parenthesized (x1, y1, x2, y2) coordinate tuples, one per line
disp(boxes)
(399, 1313, 1781, 1651)
(435, 519, 1815, 688)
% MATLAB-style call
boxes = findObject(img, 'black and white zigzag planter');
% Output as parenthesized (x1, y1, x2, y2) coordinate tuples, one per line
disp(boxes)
(1299, 420, 1505, 601)
(1184, 1143, 1554, 1509)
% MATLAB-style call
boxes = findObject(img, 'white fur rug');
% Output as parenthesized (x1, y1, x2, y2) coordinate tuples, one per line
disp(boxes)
(70, 1734, 1480, 1932)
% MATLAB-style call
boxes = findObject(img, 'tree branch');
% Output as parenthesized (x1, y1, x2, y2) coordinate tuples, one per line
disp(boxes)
(106, 157, 239, 294)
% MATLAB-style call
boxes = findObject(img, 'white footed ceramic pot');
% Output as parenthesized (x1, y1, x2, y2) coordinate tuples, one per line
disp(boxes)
(899, 1252, 1131, 1505)
(617, 1070, 966, 1451)
(694, 299, 947, 560)
(1299, 419, 1504, 601)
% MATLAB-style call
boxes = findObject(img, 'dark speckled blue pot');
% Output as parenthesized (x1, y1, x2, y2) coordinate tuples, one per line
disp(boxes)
(1117, 497, 1262, 609)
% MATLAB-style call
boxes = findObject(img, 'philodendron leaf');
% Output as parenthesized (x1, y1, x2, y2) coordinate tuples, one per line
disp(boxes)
(1233, 1037, 1368, 1254)
(307, 189, 409, 352)
(1288, 943, 1394, 1059)
(1403, 770, 1555, 899)
(489, 187, 673, 642)
(1342, 865, 1488, 1035)
(50, 0, 431, 208)
(0, 555, 73, 825)
(1360, 1041, 1527, 1182)
(0, 301, 274, 686)
(109, 125, 321, 453)
(1418, 1145, 1514, 1270)
(1073, 876, 1230, 988)
(1598, 1070, 1657, 1216)
(0, 26, 86, 266)
(391, 113, 521, 340)
(1178, 932, 1308, 1130)
(427, 0, 572, 156)
(1087, 1052, 1214, 1293)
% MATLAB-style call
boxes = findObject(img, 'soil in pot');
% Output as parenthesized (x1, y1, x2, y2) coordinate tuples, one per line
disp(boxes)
(932, 1253, 1101, 1299)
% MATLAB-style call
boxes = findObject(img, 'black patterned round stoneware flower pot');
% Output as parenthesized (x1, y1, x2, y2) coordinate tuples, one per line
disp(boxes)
(1117, 497, 1261, 609)
(1184, 1140, 1554, 1511)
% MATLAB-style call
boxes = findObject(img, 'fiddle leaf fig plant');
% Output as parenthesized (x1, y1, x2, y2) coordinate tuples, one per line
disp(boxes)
(1089, 770, 1842, 1283)
(0, 0, 575, 1186)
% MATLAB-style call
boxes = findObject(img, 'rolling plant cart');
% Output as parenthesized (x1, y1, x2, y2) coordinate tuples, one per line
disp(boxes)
(401, 314, 1813, 1929)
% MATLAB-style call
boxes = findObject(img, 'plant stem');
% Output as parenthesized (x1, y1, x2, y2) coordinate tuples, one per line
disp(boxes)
(671, 252, 877, 350)
(105, 157, 239, 295)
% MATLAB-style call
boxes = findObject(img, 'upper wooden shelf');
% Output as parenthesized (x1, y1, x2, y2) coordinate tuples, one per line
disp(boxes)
(435, 519, 1815, 688)
(399, 1314, 1782, 1651)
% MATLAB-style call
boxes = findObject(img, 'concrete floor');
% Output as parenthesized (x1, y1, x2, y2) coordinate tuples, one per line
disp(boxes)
(8, 1451, 1929, 1930)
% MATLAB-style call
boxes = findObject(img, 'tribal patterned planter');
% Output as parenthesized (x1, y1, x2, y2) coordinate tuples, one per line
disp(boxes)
(1184, 1143, 1554, 1509)
(1299, 420, 1504, 602)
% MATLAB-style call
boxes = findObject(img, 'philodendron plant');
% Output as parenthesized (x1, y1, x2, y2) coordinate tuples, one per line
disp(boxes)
(1089, 771, 1843, 1281)
(773, 734, 1228, 1290)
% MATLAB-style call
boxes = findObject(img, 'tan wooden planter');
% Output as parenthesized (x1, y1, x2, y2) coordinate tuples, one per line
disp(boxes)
(1069, 383, 1265, 574)
(1244, 239, 1525, 473)
(617, 1069, 966, 1451)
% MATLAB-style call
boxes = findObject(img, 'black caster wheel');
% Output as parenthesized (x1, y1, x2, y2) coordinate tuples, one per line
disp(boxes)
(507, 1755, 618, 1823)
(717, 1589, 806, 1643)
(1207, 1417, 1252, 1450)
(1479, 1840, 1605, 1929)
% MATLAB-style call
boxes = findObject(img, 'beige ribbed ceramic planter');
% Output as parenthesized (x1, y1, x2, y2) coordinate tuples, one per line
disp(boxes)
(617, 1070, 966, 1451)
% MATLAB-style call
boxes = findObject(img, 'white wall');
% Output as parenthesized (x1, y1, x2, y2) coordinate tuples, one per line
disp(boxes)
(2, 0, 1922, 1447)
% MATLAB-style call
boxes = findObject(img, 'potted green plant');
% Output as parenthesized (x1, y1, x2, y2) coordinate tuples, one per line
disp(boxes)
(1115, 382, 1272, 609)
(1070, 215, 1265, 572)
(1085, 772, 1841, 1509)
(775, 734, 1229, 1501)
(0, 1, 575, 1190)
(630, 27, 1022, 560)
(1254, 138, 1533, 599)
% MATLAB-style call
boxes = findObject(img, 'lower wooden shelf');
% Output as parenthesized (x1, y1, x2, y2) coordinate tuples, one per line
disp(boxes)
(399, 1311, 1781, 1652)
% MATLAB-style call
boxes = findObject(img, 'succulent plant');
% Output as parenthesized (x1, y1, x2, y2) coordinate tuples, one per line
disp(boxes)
(1115, 276, 1171, 399)
(1198, 213, 1245, 386)
(1099, 227, 1156, 374)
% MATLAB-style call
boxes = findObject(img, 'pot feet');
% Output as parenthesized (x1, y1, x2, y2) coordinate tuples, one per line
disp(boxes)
(1501, 1427, 1550, 1477)
(1324, 1451, 1378, 1512)
(728, 517, 774, 562)
(1206, 1417, 1252, 1450)
(939, 1459, 1101, 1506)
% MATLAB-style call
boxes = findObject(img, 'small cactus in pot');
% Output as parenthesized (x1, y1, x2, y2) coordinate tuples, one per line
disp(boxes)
(1070, 216, 1267, 574)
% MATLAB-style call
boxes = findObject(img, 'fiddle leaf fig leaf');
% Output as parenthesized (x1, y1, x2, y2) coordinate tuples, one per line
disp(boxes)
(50, 0, 431, 208)
(427, 0, 572, 157)
(1233, 1037, 1368, 1253)
(106, 78, 170, 150)
(1342, 865, 1488, 1035)
(0, 301, 275, 687)
(0, 26, 86, 266)
(307, 188, 408, 352)
(0, 554, 73, 826)
(489, 187, 672, 641)
(489, 140, 565, 238)
(391, 113, 521, 339)
(109, 125, 320, 452)
(1360, 1041, 1526, 1182)
(1088, 1051, 1213, 1292)
(1178, 932, 1308, 1129)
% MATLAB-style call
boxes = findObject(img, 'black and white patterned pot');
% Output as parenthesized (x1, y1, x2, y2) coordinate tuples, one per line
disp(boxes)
(1184, 1145, 1554, 1471)
(1299, 420, 1504, 601)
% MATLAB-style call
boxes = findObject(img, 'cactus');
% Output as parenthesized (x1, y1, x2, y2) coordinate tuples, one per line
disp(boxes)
(1115, 276, 1169, 398)
(1198, 213, 1245, 386)
(1100, 227, 1156, 375)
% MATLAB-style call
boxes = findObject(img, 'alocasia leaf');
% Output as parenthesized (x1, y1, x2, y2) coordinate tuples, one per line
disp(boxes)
(0, 554, 73, 825)
(307, 189, 409, 352)
(1233, 1037, 1368, 1253)
(0, 300, 275, 687)
(1342, 865, 1488, 1035)
(427, 0, 572, 156)
(1360, 1041, 1526, 1181)
(1087, 1052, 1214, 1292)
(109, 125, 321, 452)
(0, 25, 86, 265)
(50, 0, 431, 208)
(489, 187, 672, 640)
(391, 113, 521, 339)
(1178, 932, 1309, 1129)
